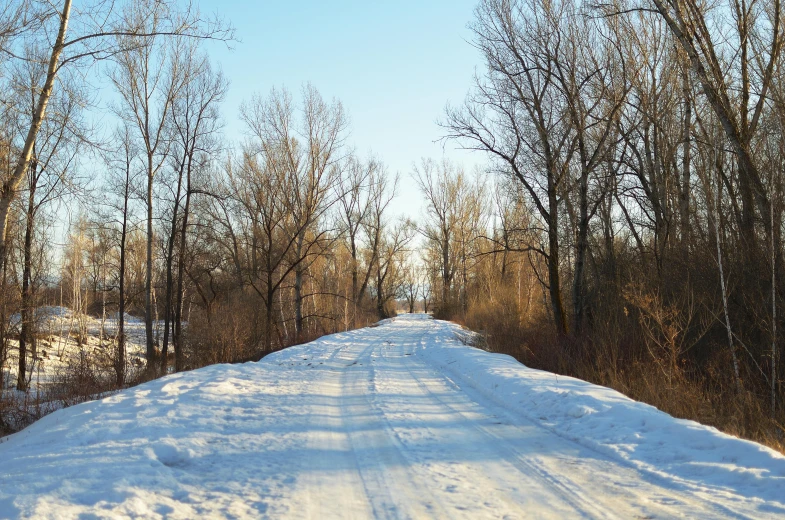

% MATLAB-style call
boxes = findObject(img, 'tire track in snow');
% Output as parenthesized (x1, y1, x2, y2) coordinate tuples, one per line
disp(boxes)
(343, 330, 452, 519)
(412, 321, 753, 520)
(398, 344, 615, 517)
(361, 330, 539, 518)
(367, 333, 562, 518)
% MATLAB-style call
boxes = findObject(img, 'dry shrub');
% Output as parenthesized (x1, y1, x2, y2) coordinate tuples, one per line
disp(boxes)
(459, 281, 785, 454)
(462, 289, 570, 373)
(184, 296, 258, 368)
(48, 348, 116, 406)
(354, 305, 382, 329)
(184, 291, 381, 368)
(613, 356, 785, 454)
(435, 299, 461, 321)
(0, 391, 61, 436)
(622, 283, 711, 389)
(0, 346, 123, 436)
(464, 292, 527, 357)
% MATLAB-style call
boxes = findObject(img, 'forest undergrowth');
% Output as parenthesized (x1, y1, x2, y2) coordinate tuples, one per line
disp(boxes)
(455, 285, 785, 455)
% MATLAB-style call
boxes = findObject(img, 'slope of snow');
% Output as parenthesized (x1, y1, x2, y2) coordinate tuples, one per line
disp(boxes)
(418, 320, 785, 512)
(0, 314, 783, 519)
(2, 306, 148, 396)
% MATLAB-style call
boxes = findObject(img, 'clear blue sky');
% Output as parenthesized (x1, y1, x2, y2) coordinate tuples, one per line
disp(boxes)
(200, 0, 487, 217)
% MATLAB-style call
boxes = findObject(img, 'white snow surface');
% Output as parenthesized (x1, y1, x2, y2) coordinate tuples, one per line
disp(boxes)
(2, 306, 148, 397)
(1, 314, 784, 519)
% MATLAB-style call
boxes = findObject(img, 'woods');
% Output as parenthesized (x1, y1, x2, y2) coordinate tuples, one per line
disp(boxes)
(0, 1, 410, 434)
(1, 0, 784, 451)
(434, 0, 785, 447)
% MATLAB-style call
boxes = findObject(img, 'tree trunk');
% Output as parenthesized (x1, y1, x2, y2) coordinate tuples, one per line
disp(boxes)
(0, 0, 72, 272)
(160, 163, 184, 374)
(441, 229, 451, 312)
(713, 170, 743, 393)
(572, 167, 590, 336)
(17, 162, 38, 391)
(115, 149, 133, 387)
(173, 174, 192, 372)
(350, 235, 358, 326)
(680, 65, 692, 244)
(117, 202, 127, 387)
(0, 233, 9, 392)
(461, 245, 468, 315)
(294, 233, 305, 339)
(145, 154, 155, 374)
(771, 197, 777, 416)
(265, 282, 275, 352)
(376, 270, 386, 319)
(548, 189, 568, 336)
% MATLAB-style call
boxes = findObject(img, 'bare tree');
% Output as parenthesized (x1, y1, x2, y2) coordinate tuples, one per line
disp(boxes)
(102, 125, 139, 387)
(238, 85, 346, 343)
(442, 0, 574, 333)
(612, 0, 784, 256)
(286, 86, 346, 339)
(413, 158, 463, 316)
(0, 0, 232, 278)
(167, 50, 226, 372)
(109, 4, 191, 372)
(373, 219, 416, 319)
(336, 155, 379, 325)
(356, 164, 397, 319)
(8, 46, 83, 390)
(400, 261, 421, 314)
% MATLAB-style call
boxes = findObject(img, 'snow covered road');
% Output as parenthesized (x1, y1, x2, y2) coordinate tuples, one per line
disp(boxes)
(1, 314, 784, 519)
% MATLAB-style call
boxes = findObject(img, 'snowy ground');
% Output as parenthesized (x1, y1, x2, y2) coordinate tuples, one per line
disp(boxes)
(1, 306, 148, 394)
(0, 314, 784, 519)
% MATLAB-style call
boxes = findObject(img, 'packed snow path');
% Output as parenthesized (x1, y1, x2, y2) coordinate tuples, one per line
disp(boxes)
(1, 315, 784, 519)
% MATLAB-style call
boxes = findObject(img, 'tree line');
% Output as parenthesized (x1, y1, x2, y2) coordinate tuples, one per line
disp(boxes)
(0, 0, 413, 400)
(2, 0, 783, 449)
(419, 0, 784, 447)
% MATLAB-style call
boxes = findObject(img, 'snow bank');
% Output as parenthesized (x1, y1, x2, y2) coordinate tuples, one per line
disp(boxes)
(419, 319, 785, 508)
(0, 329, 374, 519)
(1, 315, 783, 518)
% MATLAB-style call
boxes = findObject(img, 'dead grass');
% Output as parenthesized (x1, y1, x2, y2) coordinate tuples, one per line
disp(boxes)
(1, 343, 146, 436)
(459, 297, 785, 455)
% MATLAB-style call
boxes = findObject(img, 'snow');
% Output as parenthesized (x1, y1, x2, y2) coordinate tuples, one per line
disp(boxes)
(1, 314, 784, 518)
(2, 306, 149, 395)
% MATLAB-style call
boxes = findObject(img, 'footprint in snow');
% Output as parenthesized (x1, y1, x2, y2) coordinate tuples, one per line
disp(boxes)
(149, 442, 193, 470)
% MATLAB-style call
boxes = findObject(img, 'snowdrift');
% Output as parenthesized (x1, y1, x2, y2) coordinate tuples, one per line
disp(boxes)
(420, 319, 785, 509)
(0, 315, 783, 518)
